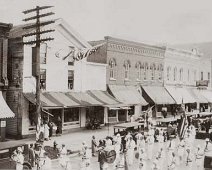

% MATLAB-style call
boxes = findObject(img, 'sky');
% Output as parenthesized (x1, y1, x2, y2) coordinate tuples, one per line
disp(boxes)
(1, 0, 212, 45)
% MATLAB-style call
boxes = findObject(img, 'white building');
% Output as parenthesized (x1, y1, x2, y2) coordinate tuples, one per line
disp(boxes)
(7, 19, 119, 137)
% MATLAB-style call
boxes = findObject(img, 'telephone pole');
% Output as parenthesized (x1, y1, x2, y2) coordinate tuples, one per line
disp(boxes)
(22, 6, 54, 141)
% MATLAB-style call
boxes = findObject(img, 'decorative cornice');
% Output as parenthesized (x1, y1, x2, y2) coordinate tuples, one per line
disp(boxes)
(107, 42, 165, 58)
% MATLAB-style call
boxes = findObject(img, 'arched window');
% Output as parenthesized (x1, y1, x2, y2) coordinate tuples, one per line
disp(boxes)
(167, 66, 171, 81)
(173, 67, 177, 81)
(150, 63, 156, 80)
(179, 68, 183, 81)
(188, 69, 190, 81)
(158, 64, 163, 80)
(144, 62, 148, 80)
(124, 60, 131, 80)
(109, 58, 116, 79)
(135, 62, 142, 80)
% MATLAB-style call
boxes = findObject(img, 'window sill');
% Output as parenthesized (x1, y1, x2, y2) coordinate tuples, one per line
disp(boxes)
(109, 78, 116, 81)
(124, 78, 130, 82)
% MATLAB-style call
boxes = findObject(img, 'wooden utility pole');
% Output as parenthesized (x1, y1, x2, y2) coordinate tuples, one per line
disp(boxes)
(22, 6, 54, 141)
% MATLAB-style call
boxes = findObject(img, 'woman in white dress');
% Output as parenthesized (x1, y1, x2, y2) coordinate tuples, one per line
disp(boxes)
(44, 123, 49, 140)
(126, 136, 135, 166)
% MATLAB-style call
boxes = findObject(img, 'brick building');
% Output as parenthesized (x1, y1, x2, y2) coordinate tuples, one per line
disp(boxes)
(88, 36, 175, 122)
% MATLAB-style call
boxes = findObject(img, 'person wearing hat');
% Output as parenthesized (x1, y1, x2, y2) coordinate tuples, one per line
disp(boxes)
(81, 144, 92, 170)
(126, 136, 135, 166)
(146, 133, 154, 160)
(91, 135, 97, 156)
(185, 148, 193, 169)
(167, 152, 177, 170)
(195, 145, 204, 169)
(114, 134, 122, 168)
(136, 131, 144, 150)
(59, 144, 69, 169)
(28, 143, 35, 167)
(11, 147, 24, 170)
(36, 144, 46, 169)
(177, 138, 185, 165)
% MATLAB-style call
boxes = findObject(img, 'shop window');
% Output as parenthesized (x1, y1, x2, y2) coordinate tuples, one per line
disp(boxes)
(68, 70, 74, 90)
(109, 58, 116, 79)
(144, 63, 148, 80)
(124, 60, 130, 80)
(40, 43, 47, 64)
(108, 110, 116, 117)
(40, 69, 46, 90)
(201, 71, 203, 80)
(208, 72, 210, 83)
(173, 67, 177, 81)
(64, 108, 79, 122)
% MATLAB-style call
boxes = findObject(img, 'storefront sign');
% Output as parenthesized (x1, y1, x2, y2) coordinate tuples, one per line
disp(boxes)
(1, 121, 6, 127)
(196, 80, 209, 87)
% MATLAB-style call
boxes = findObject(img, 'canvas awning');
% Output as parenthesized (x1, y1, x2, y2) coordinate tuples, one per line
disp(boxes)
(165, 86, 196, 104)
(0, 91, 15, 119)
(108, 85, 148, 105)
(187, 88, 208, 103)
(87, 90, 125, 108)
(141, 86, 175, 105)
(200, 90, 212, 103)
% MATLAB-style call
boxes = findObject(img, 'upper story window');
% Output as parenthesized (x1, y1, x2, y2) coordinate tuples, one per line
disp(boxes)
(208, 72, 210, 83)
(124, 60, 131, 80)
(173, 67, 177, 81)
(158, 64, 163, 80)
(167, 66, 171, 81)
(201, 71, 203, 80)
(109, 58, 116, 79)
(40, 43, 47, 64)
(150, 63, 156, 80)
(40, 69, 46, 90)
(135, 62, 142, 80)
(179, 68, 183, 81)
(144, 62, 148, 80)
(188, 69, 190, 81)
(194, 70, 197, 82)
(68, 70, 74, 90)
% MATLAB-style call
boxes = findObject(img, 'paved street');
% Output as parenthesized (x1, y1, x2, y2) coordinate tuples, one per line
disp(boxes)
(1, 125, 209, 170)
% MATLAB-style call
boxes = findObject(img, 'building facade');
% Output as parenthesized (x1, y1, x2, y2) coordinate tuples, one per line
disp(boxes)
(6, 19, 117, 138)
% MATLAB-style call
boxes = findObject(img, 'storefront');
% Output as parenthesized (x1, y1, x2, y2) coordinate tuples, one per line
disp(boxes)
(24, 90, 122, 135)
(141, 85, 176, 118)
(0, 91, 15, 141)
(108, 85, 148, 122)
(165, 86, 196, 113)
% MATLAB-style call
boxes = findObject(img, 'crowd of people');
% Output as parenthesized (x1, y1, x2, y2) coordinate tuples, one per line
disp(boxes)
(11, 118, 211, 170)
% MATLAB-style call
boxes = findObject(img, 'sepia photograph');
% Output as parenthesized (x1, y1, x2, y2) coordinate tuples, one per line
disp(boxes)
(0, 0, 212, 169)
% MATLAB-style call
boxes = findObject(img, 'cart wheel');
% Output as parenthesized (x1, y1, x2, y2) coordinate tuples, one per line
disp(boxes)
(23, 162, 32, 170)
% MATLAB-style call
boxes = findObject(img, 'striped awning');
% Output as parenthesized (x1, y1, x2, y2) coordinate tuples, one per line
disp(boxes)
(187, 88, 208, 103)
(108, 85, 148, 105)
(165, 86, 196, 104)
(200, 90, 212, 103)
(87, 90, 124, 108)
(0, 91, 15, 119)
(141, 86, 175, 105)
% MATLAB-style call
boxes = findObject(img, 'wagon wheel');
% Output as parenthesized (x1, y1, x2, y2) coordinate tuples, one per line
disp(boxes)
(23, 162, 32, 170)
(104, 150, 116, 164)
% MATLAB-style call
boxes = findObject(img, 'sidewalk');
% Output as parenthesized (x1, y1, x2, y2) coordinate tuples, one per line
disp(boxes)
(0, 125, 114, 151)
